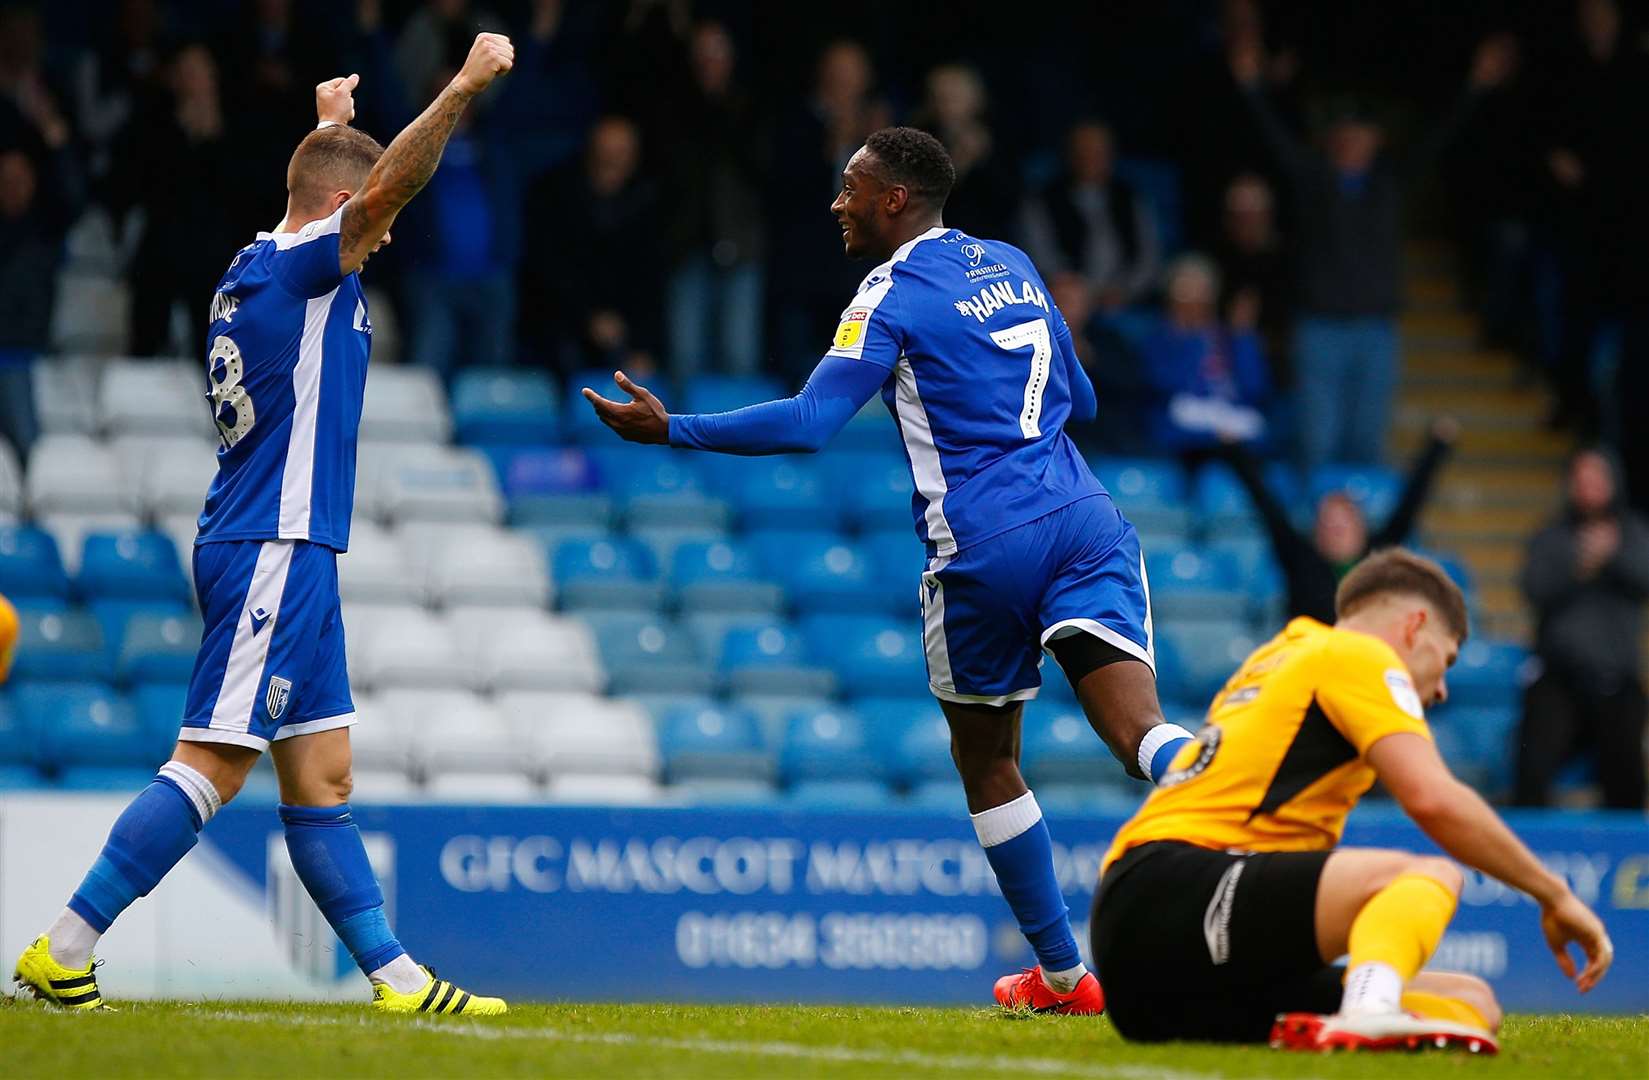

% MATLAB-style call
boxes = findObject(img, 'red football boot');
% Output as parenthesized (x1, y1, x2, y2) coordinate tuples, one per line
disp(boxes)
(1270, 1011, 1499, 1056)
(992, 966, 1105, 1015)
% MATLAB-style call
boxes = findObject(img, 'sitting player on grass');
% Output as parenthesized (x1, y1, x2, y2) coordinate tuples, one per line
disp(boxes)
(13, 39, 513, 1015)
(1091, 548, 1613, 1053)
(584, 127, 1199, 1015)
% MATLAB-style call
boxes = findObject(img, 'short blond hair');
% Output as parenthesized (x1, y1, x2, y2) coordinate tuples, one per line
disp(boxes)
(1335, 547, 1469, 643)
(286, 125, 385, 212)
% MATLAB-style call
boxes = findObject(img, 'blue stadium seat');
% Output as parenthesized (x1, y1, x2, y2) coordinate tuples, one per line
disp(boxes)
(551, 536, 664, 612)
(1022, 710, 1118, 788)
(1144, 544, 1247, 622)
(115, 611, 201, 685)
(9, 608, 110, 682)
(1309, 465, 1400, 522)
(658, 702, 773, 783)
(499, 447, 602, 498)
(0, 525, 70, 602)
(855, 696, 941, 761)
(671, 538, 785, 615)
(736, 693, 835, 748)
(0, 765, 46, 789)
(779, 704, 883, 784)
(0, 692, 35, 767)
(799, 614, 927, 698)
(671, 779, 781, 806)
(451, 367, 559, 446)
(833, 399, 902, 452)
(622, 692, 716, 726)
(56, 767, 158, 792)
(76, 531, 191, 603)
(750, 531, 887, 615)
(564, 370, 677, 445)
(89, 600, 191, 661)
(681, 374, 785, 415)
(1447, 639, 1529, 711)
(131, 681, 188, 747)
(23, 683, 164, 772)
(682, 612, 778, 668)
(904, 778, 968, 813)
(1036, 782, 1149, 818)
(785, 778, 897, 810)
(1411, 547, 1476, 602)
(632, 526, 727, 578)
(615, 457, 730, 531)
(819, 451, 911, 532)
(1154, 620, 1260, 711)
(1088, 457, 1186, 511)
(1202, 535, 1285, 625)
(585, 613, 713, 696)
(859, 529, 923, 604)
(1433, 705, 1516, 791)
(1190, 461, 1297, 537)
(718, 620, 838, 697)
(730, 459, 840, 530)
(889, 704, 954, 787)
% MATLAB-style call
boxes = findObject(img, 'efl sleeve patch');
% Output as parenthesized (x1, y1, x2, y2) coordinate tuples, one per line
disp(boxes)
(832, 307, 871, 351)
(1383, 669, 1424, 719)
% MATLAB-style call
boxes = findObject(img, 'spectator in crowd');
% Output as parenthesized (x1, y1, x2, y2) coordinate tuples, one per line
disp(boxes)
(1213, 172, 1291, 381)
(1139, 254, 1269, 456)
(1018, 120, 1161, 316)
(1229, 35, 1515, 471)
(768, 39, 888, 377)
(911, 63, 1018, 241)
(661, 20, 767, 381)
(395, 0, 506, 116)
(109, 41, 244, 355)
(1516, 448, 1649, 810)
(0, 3, 69, 155)
(70, 0, 164, 183)
(396, 65, 522, 375)
(1221, 418, 1458, 625)
(522, 115, 662, 377)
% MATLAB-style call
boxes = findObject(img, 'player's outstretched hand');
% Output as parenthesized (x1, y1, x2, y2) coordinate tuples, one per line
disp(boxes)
(453, 33, 514, 96)
(1540, 891, 1614, 993)
(583, 371, 670, 445)
(316, 73, 359, 125)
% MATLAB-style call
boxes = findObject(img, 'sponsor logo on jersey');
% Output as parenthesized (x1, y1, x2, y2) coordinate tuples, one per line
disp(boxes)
(962, 242, 986, 267)
(1384, 668, 1424, 718)
(266, 676, 293, 720)
(833, 307, 871, 349)
(952, 279, 1051, 323)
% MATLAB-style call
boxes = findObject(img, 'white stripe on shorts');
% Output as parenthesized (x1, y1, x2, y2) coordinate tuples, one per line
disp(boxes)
(208, 540, 295, 736)
(920, 554, 955, 692)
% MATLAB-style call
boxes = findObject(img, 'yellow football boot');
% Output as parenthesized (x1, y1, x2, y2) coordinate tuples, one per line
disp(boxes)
(371, 966, 507, 1016)
(13, 935, 108, 1010)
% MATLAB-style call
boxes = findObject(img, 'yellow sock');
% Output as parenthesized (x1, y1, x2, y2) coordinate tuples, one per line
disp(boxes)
(1401, 990, 1490, 1031)
(1342, 871, 1458, 1013)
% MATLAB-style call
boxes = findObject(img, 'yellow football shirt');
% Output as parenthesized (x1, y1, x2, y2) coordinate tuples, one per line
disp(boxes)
(0, 591, 17, 684)
(1103, 617, 1432, 869)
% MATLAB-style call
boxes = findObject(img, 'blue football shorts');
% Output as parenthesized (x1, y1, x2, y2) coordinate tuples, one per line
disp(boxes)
(919, 493, 1154, 705)
(178, 539, 355, 751)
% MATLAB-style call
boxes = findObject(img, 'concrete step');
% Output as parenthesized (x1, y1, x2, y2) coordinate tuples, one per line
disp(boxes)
(1401, 309, 1479, 345)
(1391, 425, 1571, 464)
(1422, 504, 1549, 542)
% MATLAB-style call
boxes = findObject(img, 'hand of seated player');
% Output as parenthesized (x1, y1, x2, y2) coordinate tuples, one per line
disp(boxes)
(1540, 891, 1614, 994)
(582, 371, 670, 445)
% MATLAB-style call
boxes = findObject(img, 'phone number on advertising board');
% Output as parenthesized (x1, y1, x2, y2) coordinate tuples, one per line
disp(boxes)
(676, 911, 989, 971)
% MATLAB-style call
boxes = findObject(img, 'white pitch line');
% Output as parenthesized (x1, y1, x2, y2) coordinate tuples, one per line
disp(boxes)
(195, 1007, 1253, 1080)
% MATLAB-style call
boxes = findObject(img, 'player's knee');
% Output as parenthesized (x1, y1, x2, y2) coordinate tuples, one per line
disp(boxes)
(1464, 977, 1503, 1031)
(1407, 855, 1464, 897)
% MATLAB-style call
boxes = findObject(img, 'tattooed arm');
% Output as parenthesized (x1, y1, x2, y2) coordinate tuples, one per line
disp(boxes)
(337, 32, 514, 275)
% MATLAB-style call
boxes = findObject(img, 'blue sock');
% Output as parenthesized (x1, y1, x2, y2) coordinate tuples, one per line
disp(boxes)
(1140, 723, 1197, 784)
(279, 803, 406, 975)
(972, 790, 1081, 974)
(68, 763, 219, 932)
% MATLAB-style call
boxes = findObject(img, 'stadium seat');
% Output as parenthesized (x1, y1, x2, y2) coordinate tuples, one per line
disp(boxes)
(115, 612, 202, 685)
(426, 530, 550, 610)
(729, 458, 841, 531)
(341, 602, 425, 676)
(349, 768, 423, 802)
(346, 690, 420, 778)
(615, 457, 730, 531)
(0, 526, 70, 601)
(1154, 621, 1259, 711)
(681, 374, 785, 415)
(670, 537, 785, 615)
(424, 773, 543, 803)
(451, 367, 559, 446)
(31, 356, 98, 436)
(1432, 705, 1517, 793)
(98, 358, 213, 438)
(1309, 465, 1401, 522)
(40, 513, 145, 575)
(904, 778, 968, 813)
(717, 620, 839, 697)
(670, 779, 781, 806)
(1190, 462, 1274, 537)
(779, 704, 883, 784)
(734, 693, 833, 747)
(1088, 458, 1191, 537)
(1021, 710, 1120, 788)
(56, 767, 159, 792)
(632, 526, 726, 576)
(583, 612, 709, 696)
(499, 447, 607, 521)
(748, 530, 890, 615)
(819, 451, 911, 532)
(0, 441, 21, 521)
(799, 613, 927, 698)
(448, 607, 604, 694)
(88, 598, 191, 652)
(784, 778, 897, 810)
(27, 435, 135, 516)
(25, 683, 164, 772)
(0, 692, 35, 767)
(370, 445, 504, 526)
(859, 528, 924, 604)
(353, 608, 469, 691)
(336, 522, 422, 606)
(358, 365, 452, 443)
(130, 681, 188, 749)
(1036, 782, 1148, 818)
(879, 700, 953, 787)
(8, 608, 110, 682)
(682, 611, 775, 667)
(1144, 544, 1247, 623)
(833, 398, 902, 452)
(551, 536, 664, 613)
(659, 702, 772, 783)
(131, 438, 219, 518)
(77, 531, 191, 603)
(544, 773, 667, 805)
(380, 689, 519, 779)
(509, 493, 615, 533)
(1447, 639, 1529, 711)
(500, 692, 659, 780)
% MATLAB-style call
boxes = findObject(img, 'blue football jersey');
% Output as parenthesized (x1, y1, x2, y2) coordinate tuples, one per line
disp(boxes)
(826, 227, 1105, 555)
(196, 206, 370, 552)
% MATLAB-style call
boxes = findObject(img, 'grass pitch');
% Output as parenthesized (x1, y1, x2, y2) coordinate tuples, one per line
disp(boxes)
(3, 999, 1646, 1078)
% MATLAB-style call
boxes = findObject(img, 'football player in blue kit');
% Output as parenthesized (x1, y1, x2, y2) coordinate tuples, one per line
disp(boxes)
(14, 38, 514, 1015)
(585, 127, 1197, 1013)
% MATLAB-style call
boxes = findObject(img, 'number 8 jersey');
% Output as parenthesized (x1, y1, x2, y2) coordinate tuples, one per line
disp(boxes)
(196, 205, 370, 553)
(828, 227, 1103, 556)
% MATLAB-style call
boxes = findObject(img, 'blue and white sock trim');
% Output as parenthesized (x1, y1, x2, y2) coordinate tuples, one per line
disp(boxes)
(970, 790, 1042, 848)
(157, 761, 222, 827)
(1138, 723, 1196, 784)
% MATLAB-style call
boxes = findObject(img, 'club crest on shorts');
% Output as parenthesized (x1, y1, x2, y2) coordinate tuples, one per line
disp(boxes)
(266, 676, 293, 720)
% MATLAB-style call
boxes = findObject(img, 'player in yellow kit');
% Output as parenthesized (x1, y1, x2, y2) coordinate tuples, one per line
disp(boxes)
(0, 592, 17, 685)
(1091, 549, 1614, 1053)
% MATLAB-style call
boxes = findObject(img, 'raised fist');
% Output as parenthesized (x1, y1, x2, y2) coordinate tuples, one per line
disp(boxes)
(454, 33, 515, 96)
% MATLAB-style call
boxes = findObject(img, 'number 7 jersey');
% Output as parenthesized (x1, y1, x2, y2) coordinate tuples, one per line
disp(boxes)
(828, 227, 1103, 556)
(196, 205, 370, 552)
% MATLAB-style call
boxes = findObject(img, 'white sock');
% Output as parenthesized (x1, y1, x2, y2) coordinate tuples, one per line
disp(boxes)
(369, 952, 429, 995)
(1340, 961, 1404, 1016)
(1041, 961, 1088, 995)
(45, 908, 101, 970)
